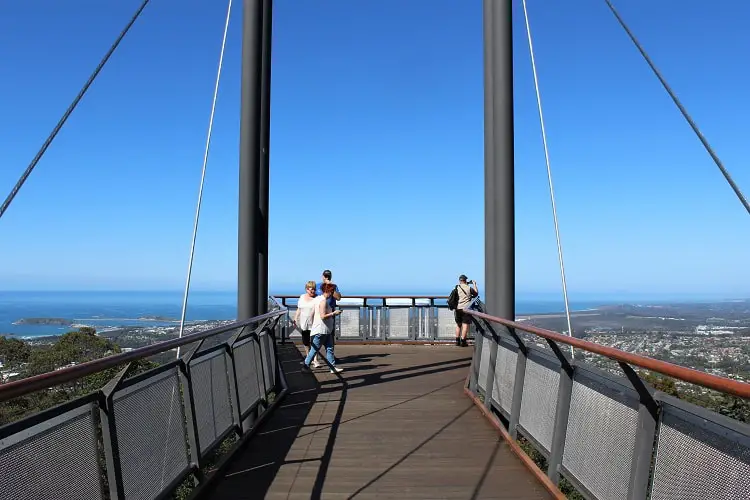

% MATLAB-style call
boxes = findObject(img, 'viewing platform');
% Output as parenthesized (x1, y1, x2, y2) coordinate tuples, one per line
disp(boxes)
(0, 295, 748, 500)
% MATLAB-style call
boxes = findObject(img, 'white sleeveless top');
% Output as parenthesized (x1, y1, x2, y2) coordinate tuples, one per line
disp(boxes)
(311, 296, 333, 335)
(296, 294, 316, 330)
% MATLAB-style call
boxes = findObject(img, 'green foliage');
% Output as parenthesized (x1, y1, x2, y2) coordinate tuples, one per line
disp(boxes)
(0, 328, 157, 426)
(0, 336, 31, 370)
(517, 437, 584, 499)
(640, 372, 679, 397)
(640, 370, 750, 423)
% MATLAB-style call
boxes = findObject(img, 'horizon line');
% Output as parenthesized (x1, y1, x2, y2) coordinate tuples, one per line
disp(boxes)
(0, 289, 748, 302)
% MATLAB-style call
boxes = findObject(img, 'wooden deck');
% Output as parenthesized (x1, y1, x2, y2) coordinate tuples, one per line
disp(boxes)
(207, 343, 555, 499)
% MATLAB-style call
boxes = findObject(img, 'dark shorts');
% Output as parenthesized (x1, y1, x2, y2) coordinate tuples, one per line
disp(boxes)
(454, 309, 472, 325)
(300, 329, 311, 347)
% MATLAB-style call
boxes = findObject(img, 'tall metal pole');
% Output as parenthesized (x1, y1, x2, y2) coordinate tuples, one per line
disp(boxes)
(483, 0, 496, 312)
(238, 0, 263, 320)
(257, 0, 272, 314)
(485, 0, 514, 321)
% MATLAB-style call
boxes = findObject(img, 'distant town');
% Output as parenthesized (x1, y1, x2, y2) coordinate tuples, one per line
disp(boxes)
(518, 300, 750, 386)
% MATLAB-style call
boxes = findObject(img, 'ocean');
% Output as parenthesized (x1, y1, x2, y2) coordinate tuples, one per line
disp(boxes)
(0, 290, 613, 338)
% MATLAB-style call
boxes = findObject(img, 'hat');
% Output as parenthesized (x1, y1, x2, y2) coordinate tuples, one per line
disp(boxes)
(459, 274, 468, 281)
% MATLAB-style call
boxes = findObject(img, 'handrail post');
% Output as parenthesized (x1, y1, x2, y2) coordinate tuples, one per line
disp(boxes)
(468, 319, 484, 393)
(508, 335, 526, 439)
(546, 340, 575, 485)
(481, 321, 500, 410)
(99, 368, 129, 500)
(620, 362, 659, 500)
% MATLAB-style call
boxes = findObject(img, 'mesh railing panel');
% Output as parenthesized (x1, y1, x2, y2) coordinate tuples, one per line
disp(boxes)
(491, 342, 517, 414)
(112, 367, 189, 500)
(259, 333, 274, 391)
(436, 308, 455, 339)
(0, 401, 102, 500)
(285, 307, 301, 340)
(651, 404, 750, 500)
(519, 357, 560, 453)
(387, 308, 410, 339)
(337, 308, 361, 338)
(267, 330, 277, 387)
(368, 307, 384, 339)
(477, 334, 491, 391)
(233, 337, 262, 415)
(415, 307, 430, 339)
(562, 375, 638, 500)
(190, 350, 234, 454)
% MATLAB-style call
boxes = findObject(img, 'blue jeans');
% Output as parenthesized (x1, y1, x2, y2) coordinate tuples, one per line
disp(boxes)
(305, 334, 335, 367)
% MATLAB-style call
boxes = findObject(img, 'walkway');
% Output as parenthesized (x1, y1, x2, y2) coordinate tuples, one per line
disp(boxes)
(208, 343, 554, 499)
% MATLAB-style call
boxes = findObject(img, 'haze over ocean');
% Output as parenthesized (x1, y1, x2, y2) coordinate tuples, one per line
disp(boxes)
(2, 290, 742, 339)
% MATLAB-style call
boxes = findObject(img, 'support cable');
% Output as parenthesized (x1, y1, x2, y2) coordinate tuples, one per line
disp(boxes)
(521, 0, 575, 358)
(0, 0, 152, 221)
(161, 0, 234, 488)
(603, 0, 750, 217)
(175, 0, 233, 358)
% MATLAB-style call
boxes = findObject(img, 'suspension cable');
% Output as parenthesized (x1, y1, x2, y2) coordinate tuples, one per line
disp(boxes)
(175, 0, 233, 359)
(0, 0, 152, 221)
(521, 0, 575, 358)
(603, 0, 750, 217)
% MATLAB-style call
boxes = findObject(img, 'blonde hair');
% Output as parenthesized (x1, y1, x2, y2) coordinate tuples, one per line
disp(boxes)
(305, 280, 316, 290)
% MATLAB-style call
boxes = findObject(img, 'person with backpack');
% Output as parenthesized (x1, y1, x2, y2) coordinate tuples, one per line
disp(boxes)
(448, 274, 478, 346)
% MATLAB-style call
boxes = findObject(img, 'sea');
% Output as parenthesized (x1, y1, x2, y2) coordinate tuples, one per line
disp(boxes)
(0, 290, 616, 339)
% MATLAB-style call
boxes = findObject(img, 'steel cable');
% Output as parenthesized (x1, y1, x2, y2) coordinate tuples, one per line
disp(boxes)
(521, 0, 575, 357)
(0, 0, 152, 221)
(604, 0, 750, 217)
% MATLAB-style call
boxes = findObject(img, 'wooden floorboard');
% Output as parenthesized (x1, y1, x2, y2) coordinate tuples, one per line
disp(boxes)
(209, 343, 554, 499)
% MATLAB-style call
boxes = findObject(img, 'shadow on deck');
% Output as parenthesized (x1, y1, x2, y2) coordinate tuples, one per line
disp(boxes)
(205, 343, 555, 499)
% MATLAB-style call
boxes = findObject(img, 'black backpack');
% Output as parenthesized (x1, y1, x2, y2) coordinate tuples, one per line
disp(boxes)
(447, 286, 459, 310)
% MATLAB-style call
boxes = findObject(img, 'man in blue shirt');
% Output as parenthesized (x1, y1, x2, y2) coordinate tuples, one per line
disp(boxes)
(317, 269, 342, 309)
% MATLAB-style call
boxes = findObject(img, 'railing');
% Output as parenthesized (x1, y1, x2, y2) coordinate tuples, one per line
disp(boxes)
(275, 294, 478, 343)
(0, 299, 288, 500)
(465, 308, 750, 500)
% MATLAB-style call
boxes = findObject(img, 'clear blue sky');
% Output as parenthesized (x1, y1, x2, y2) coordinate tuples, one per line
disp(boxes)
(1, 0, 749, 298)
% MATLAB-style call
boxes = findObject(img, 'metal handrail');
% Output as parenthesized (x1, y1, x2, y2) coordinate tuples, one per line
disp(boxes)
(274, 294, 449, 300)
(0, 308, 286, 403)
(465, 309, 750, 399)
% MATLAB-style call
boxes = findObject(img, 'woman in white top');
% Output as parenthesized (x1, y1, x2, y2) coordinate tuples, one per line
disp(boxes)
(304, 282, 343, 373)
(292, 281, 322, 367)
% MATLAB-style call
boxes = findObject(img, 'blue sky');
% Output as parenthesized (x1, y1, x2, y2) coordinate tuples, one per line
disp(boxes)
(1, 0, 749, 298)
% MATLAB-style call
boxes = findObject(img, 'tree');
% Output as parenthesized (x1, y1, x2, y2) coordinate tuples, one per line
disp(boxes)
(0, 328, 157, 426)
(0, 337, 31, 370)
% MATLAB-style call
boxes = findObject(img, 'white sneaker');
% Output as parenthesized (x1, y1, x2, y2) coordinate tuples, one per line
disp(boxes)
(312, 359, 320, 368)
(330, 366, 343, 374)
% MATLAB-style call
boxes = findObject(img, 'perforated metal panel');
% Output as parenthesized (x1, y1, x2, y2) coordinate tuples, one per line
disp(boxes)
(0, 399, 102, 500)
(337, 308, 361, 338)
(562, 372, 638, 500)
(189, 349, 234, 454)
(112, 367, 190, 500)
(651, 400, 750, 500)
(477, 334, 491, 391)
(286, 307, 302, 340)
(368, 307, 384, 339)
(387, 307, 410, 339)
(414, 307, 430, 339)
(233, 336, 262, 415)
(259, 332, 274, 391)
(436, 308, 456, 339)
(491, 342, 517, 414)
(519, 355, 560, 453)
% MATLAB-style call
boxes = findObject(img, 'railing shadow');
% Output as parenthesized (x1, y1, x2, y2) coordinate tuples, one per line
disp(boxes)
(206, 344, 320, 498)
